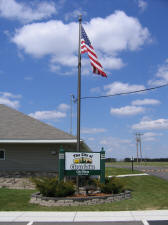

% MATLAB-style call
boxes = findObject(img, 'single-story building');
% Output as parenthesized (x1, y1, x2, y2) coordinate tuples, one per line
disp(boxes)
(0, 104, 90, 175)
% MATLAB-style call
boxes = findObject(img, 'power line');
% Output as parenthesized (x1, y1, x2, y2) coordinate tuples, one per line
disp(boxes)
(78, 83, 168, 101)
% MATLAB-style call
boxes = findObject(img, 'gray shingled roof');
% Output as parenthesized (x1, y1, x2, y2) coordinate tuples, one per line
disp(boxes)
(0, 104, 76, 140)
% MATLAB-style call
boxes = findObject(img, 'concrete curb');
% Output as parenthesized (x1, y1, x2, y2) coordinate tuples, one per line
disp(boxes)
(0, 210, 168, 222)
(108, 173, 149, 178)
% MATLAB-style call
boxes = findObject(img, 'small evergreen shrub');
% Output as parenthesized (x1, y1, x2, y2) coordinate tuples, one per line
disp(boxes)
(87, 177, 99, 187)
(99, 177, 125, 194)
(31, 177, 75, 197)
(55, 181, 75, 197)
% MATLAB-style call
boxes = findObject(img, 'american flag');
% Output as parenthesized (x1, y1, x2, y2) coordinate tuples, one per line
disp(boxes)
(81, 25, 107, 77)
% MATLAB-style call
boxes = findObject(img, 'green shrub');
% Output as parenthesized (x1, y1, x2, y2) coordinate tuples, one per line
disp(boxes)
(55, 181, 75, 197)
(99, 177, 125, 194)
(31, 177, 75, 197)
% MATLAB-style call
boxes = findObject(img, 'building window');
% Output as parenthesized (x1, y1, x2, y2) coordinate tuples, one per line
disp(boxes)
(0, 150, 5, 160)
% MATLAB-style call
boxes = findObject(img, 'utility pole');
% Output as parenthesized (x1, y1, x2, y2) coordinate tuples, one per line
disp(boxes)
(135, 133, 143, 164)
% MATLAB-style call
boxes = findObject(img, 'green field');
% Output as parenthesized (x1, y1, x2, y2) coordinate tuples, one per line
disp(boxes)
(0, 167, 168, 211)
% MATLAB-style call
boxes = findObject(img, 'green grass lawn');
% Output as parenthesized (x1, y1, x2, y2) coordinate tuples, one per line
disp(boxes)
(0, 175, 168, 211)
(105, 167, 141, 176)
(0, 167, 168, 211)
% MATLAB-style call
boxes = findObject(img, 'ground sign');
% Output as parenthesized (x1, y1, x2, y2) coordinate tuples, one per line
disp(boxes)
(58, 147, 105, 183)
(65, 152, 100, 176)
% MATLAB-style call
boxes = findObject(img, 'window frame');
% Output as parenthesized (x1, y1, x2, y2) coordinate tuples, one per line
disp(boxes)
(0, 149, 5, 160)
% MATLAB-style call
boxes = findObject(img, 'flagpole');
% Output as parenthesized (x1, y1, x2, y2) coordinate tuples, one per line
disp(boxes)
(77, 15, 82, 152)
(76, 15, 82, 194)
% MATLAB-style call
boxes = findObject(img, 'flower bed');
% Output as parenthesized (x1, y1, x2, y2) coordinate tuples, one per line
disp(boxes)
(30, 191, 131, 207)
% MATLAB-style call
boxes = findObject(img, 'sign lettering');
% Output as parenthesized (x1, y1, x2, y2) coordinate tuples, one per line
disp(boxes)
(65, 152, 100, 175)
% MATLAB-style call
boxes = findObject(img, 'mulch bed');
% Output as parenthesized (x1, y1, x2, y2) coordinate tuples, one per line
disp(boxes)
(71, 192, 112, 198)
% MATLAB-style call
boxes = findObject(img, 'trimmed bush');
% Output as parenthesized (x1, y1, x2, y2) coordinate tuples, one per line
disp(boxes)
(55, 181, 75, 197)
(31, 177, 75, 197)
(99, 177, 125, 194)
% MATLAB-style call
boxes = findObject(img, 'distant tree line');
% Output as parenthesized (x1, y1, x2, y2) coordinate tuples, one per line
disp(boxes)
(105, 158, 168, 162)
(105, 158, 117, 162)
(124, 158, 168, 162)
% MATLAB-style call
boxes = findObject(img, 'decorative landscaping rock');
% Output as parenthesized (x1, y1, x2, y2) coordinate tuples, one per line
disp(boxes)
(30, 191, 131, 206)
(0, 177, 35, 189)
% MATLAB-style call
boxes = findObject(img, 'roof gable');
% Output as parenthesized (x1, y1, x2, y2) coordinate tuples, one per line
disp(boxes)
(0, 104, 76, 140)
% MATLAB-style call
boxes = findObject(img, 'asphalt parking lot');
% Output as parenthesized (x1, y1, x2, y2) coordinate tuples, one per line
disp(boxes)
(148, 221, 168, 225)
(138, 166, 168, 181)
(106, 164, 168, 181)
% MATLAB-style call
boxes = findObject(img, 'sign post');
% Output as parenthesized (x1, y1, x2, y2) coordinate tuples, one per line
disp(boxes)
(58, 146, 65, 181)
(131, 156, 134, 172)
(100, 147, 105, 184)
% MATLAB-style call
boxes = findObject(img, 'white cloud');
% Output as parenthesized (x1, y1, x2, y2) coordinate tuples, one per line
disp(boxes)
(99, 56, 125, 70)
(99, 136, 133, 158)
(138, 0, 148, 12)
(100, 137, 131, 146)
(148, 59, 168, 86)
(99, 136, 136, 159)
(0, 92, 21, 109)
(109, 98, 159, 117)
(87, 11, 150, 52)
(57, 103, 70, 111)
(143, 132, 162, 142)
(81, 128, 107, 134)
(50, 64, 61, 73)
(104, 82, 145, 95)
(0, 92, 21, 99)
(91, 81, 146, 96)
(12, 11, 151, 73)
(110, 105, 145, 116)
(90, 87, 101, 94)
(29, 110, 66, 121)
(132, 118, 168, 130)
(12, 20, 77, 60)
(0, 0, 56, 23)
(88, 135, 135, 159)
(132, 98, 160, 106)
(64, 9, 87, 21)
(87, 137, 95, 141)
(29, 102, 69, 121)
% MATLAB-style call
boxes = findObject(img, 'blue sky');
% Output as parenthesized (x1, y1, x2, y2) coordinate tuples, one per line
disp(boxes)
(0, 0, 168, 159)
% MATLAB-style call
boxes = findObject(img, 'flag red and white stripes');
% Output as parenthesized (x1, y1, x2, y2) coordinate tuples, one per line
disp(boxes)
(81, 25, 107, 77)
